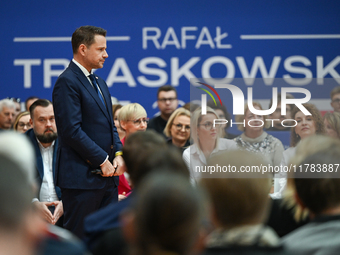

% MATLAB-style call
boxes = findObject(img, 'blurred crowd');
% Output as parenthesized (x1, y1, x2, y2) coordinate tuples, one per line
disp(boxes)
(1, 84, 340, 255)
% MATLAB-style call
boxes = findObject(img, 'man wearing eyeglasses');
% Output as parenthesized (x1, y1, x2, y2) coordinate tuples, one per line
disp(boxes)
(0, 98, 16, 130)
(330, 86, 340, 113)
(148, 85, 179, 137)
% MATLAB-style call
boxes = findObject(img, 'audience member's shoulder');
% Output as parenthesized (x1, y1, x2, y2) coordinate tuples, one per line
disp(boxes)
(38, 225, 90, 255)
(266, 198, 309, 238)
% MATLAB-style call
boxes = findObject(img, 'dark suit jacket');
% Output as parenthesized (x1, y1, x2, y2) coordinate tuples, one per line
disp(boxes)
(25, 128, 61, 200)
(52, 61, 122, 190)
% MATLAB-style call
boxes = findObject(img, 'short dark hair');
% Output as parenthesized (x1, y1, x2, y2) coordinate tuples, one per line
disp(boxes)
(123, 131, 166, 185)
(133, 173, 203, 255)
(25, 96, 39, 108)
(72, 25, 107, 54)
(122, 130, 189, 187)
(294, 148, 340, 215)
(157, 85, 177, 99)
(29, 99, 52, 119)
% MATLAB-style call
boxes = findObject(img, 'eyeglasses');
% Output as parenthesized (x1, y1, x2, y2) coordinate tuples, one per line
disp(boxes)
(18, 122, 31, 128)
(332, 99, 340, 104)
(172, 123, 190, 132)
(158, 97, 177, 103)
(128, 118, 149, 126)
(198, 121, 219, 130)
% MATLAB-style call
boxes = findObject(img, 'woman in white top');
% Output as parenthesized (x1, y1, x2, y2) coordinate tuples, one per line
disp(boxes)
(272, 103, 325, 198)
(183, 107, 237, 183)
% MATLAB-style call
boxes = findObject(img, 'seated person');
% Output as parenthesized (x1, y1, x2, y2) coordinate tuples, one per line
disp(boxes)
(117, 103, 148, 199)
(0, 131, 89, 255)
(122, 172, 205, 255)
(330, 86, 340, 113)
(163, 107, 191, 152)
(282, 136, 340, 255)
(200, 150, 288, 255)
(207, 100, 238, 139)
(323, 111, 340, 139)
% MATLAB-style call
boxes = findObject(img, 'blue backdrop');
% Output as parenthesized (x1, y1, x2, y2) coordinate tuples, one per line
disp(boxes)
(1, 0, 340, 125)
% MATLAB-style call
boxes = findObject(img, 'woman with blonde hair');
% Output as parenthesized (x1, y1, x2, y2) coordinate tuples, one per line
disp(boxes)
(118, 103, 148, 144)
(234, 102, 284, 167)
(164, 108, 191, 152)
(182, 107, 237, 183)
(12, 111, 31, 133)
(117, 103, 148, 199)
(323, 111, 340, 139)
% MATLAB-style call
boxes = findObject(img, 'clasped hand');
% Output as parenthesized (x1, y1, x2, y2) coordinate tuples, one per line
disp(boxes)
(34, 200, 63, 225)
(100, 155, 125, 177)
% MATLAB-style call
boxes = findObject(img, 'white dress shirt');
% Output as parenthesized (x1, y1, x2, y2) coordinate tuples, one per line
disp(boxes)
(270, 147, 296, 199)
(183, 138, 238, 184)
(38, 140, 59, 202)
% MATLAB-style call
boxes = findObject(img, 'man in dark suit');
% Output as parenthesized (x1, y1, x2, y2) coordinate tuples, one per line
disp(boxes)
(52, 25, 124, 239)
(26, 99, 63, 226)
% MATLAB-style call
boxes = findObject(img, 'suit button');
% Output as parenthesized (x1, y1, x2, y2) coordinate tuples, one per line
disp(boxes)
(111, 145, 114, 149)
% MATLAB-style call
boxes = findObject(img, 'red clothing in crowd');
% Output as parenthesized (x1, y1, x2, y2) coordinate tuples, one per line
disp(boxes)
(118, 137, 132, 196)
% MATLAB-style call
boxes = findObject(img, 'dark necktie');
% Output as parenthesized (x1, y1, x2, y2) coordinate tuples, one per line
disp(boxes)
(89, 74, 106, 107)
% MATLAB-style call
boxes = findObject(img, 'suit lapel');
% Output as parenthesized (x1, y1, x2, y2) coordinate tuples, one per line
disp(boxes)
(70, 62, 111, 122)
(28, 130, 44, 179)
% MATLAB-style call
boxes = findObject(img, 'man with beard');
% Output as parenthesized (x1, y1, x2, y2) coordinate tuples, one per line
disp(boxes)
(26, 99, 63, 226)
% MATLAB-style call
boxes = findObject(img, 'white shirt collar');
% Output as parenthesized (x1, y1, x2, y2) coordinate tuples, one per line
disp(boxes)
(72, 58, 93, 77)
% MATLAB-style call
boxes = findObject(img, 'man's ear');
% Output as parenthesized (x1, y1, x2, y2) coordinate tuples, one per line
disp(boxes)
(79, 44, 87, 56)
(29, 118, 33, 126)
(120, 209, 137, 245)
